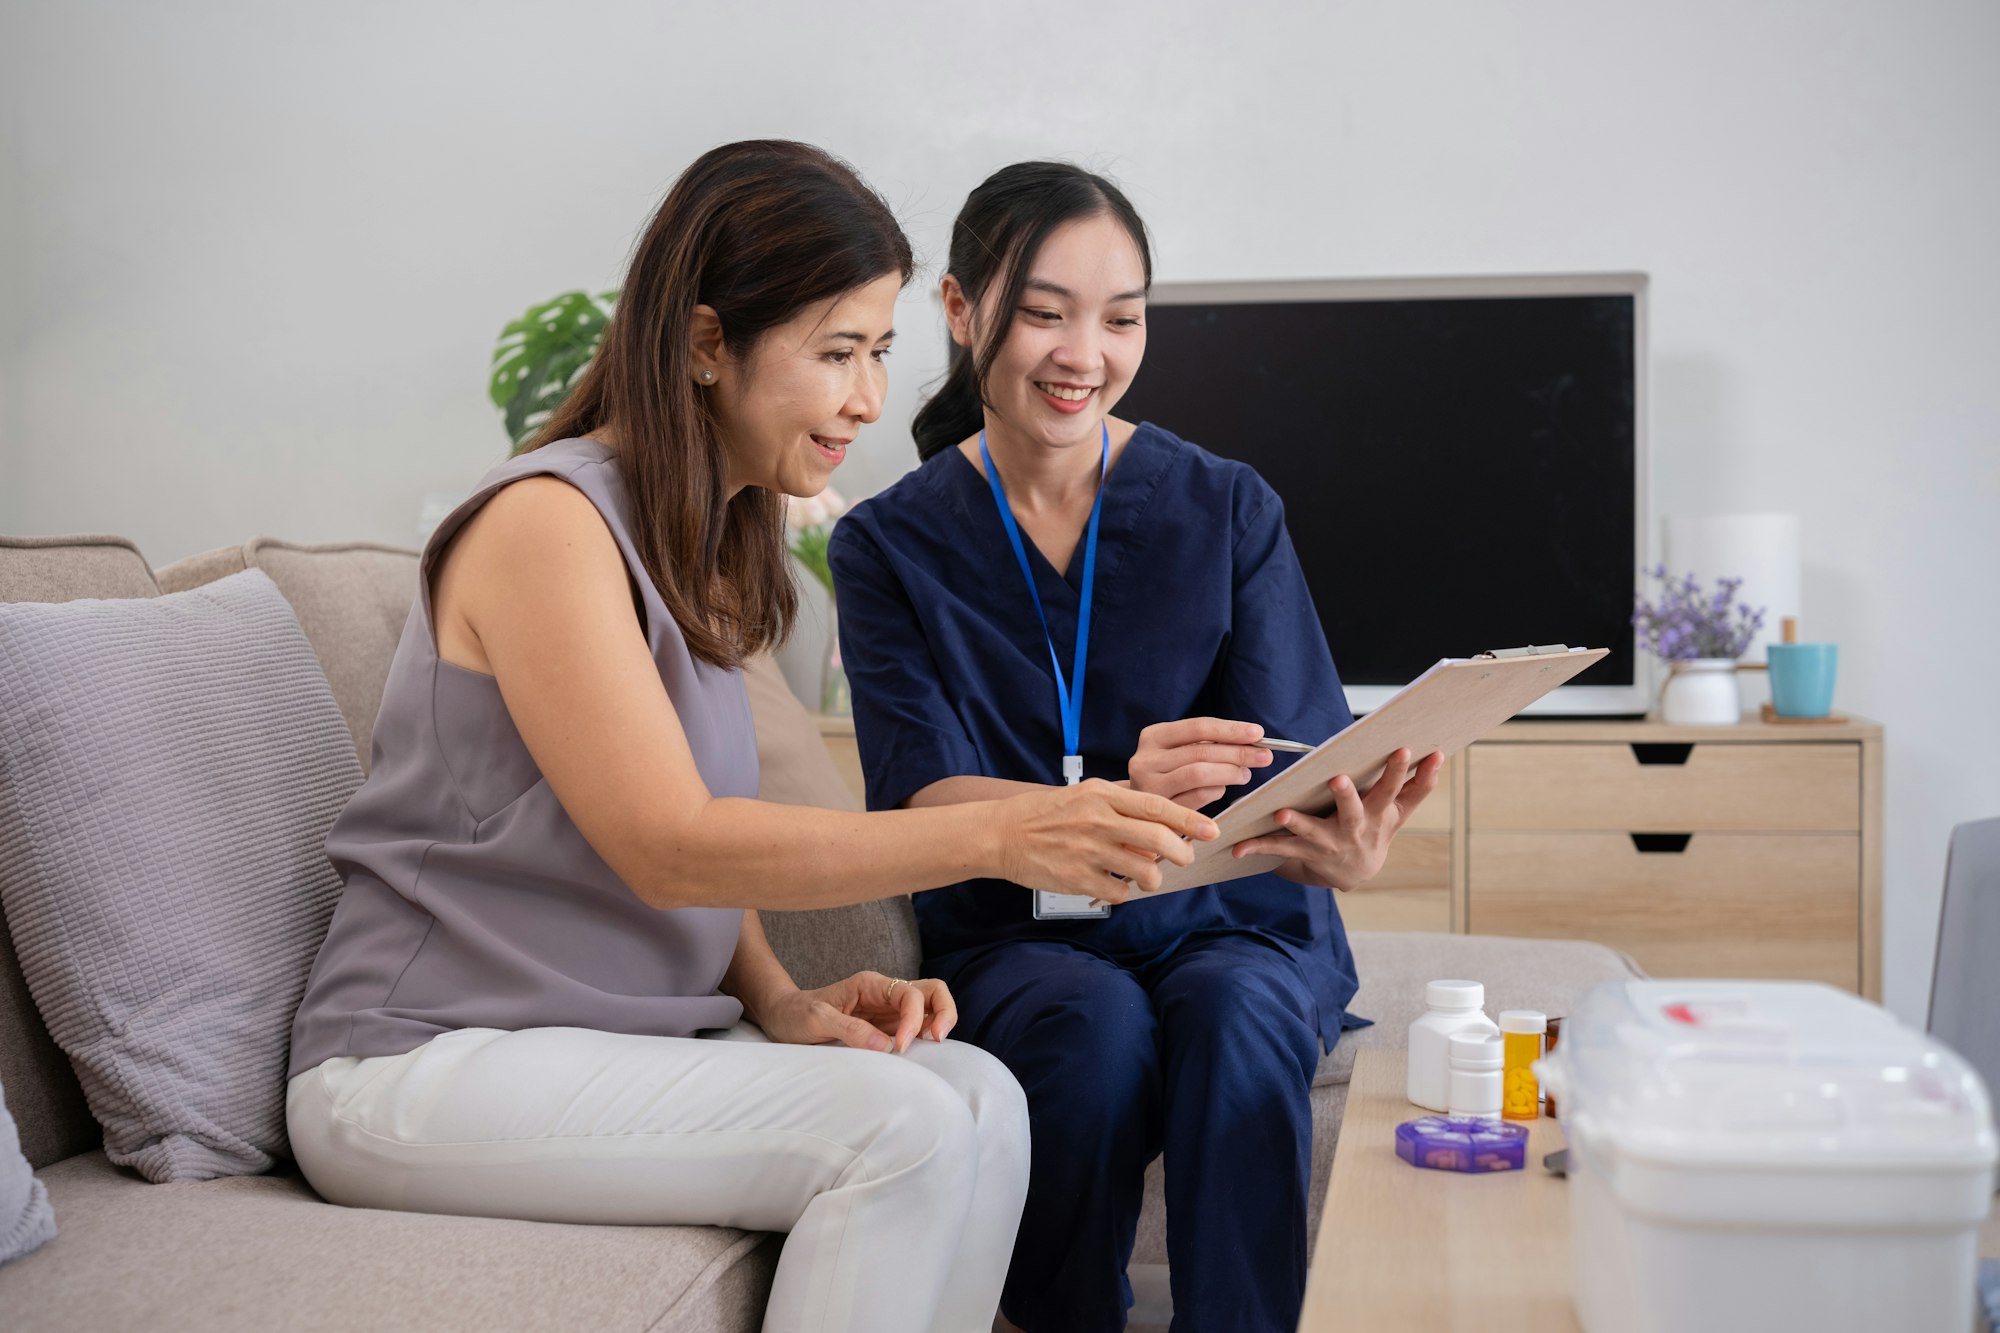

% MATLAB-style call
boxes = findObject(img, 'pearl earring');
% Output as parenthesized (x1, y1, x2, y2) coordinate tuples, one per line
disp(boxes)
(698, 370, 715, 384)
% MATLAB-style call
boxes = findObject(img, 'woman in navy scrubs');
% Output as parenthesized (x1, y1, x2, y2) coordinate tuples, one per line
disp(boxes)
(828, 163, 1443, 1332)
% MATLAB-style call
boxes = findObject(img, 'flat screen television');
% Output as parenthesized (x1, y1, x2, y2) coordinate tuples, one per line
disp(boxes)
(1118, 272, 1650, 715)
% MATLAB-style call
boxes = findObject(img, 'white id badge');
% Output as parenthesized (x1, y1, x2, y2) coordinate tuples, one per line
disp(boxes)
(1034, 756, 1111, 919)
(1034, 890, 1111, 919)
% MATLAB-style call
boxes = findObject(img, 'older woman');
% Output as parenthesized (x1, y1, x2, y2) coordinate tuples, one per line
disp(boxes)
(285, 142, 1214, 1333)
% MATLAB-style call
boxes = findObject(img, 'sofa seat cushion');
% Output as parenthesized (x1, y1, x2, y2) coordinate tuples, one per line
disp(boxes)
(0, 1152, 775, 1333)
(1316, 931, 1644, 1088)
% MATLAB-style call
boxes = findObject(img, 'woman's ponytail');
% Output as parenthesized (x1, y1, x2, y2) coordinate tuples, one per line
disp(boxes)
(912, 342, 986, 461)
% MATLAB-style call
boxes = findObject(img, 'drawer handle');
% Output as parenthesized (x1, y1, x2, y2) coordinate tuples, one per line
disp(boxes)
(1630, 743, 1695, 766)
(1630, 833, 1693, 854)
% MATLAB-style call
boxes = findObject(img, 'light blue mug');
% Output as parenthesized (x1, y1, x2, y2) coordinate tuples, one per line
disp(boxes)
(1767, 642, 1839, 718)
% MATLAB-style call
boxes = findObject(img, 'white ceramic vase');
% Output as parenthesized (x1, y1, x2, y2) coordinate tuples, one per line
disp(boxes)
(1660, 658, 1741, 726)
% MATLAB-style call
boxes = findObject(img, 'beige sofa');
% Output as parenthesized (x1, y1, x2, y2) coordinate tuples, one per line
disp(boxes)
(0, 532, 1642, 1332)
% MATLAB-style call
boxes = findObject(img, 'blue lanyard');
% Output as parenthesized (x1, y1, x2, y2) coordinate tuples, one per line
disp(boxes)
(980, 423, 1108, 786)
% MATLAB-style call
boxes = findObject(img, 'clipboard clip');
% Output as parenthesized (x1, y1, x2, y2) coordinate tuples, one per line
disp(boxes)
(1475, 644, 1574, 660)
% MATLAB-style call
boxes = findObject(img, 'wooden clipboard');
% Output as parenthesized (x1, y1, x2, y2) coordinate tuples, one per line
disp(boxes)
(1147, 646, 1610, 895)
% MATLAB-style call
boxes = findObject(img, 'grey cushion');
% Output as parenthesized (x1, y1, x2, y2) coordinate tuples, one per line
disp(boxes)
(0, 570, 362, 1182)
(0, 1074, 56, 1266)
(156, 539, 420, 773)
(0, 1152, 772, 1333)
(0, 536, 166, 1172)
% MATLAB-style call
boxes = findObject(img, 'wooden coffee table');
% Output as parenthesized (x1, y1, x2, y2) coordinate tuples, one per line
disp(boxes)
(1298, 1048, 1579, 1332)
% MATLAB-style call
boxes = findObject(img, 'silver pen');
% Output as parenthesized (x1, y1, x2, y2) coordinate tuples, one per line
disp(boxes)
(1258, 737, 1317, 753)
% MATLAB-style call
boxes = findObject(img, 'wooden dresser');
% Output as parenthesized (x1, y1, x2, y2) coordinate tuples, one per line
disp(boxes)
(812, 713, 1885, 1000)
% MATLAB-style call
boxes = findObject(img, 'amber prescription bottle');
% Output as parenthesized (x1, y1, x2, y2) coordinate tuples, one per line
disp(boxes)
(1499, 1010, 1547, 1121)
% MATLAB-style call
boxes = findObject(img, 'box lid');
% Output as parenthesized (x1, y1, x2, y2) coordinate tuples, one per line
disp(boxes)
(1540, 980, 1997, 1170)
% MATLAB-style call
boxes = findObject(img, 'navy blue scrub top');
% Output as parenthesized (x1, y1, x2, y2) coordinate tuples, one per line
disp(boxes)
(828, 422, 1363, 1049)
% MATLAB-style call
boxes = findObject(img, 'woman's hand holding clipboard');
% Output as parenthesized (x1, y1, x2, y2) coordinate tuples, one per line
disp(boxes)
(1129, 645, 1610, 898)
(1228, 745, 1448, 890)
(1125, 719, 1446, 891)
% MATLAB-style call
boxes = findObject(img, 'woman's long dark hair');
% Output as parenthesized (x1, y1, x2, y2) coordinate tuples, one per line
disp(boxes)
(529, 141, 913, 668)
(911, 162, 1153, 461)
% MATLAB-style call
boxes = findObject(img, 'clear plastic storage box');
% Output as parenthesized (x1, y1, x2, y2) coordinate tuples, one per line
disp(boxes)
(1539, 980, 1997, 1333)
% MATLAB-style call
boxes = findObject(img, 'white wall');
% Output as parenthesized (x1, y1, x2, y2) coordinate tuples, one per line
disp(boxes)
(4, 0, 1996, 1023)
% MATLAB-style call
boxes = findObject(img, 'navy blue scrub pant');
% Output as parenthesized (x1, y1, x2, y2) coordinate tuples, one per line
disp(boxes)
(942, 932, 1323, 1333)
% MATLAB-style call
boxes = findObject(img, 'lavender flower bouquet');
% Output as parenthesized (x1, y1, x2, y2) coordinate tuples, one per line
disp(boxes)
(1632, 566, 1767, 662)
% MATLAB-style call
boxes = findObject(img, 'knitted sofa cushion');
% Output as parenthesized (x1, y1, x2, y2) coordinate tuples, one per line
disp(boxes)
(0, 570, 360, 1182)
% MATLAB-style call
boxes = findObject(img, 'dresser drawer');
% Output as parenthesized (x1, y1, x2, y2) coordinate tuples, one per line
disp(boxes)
(1469, 742, 1860, 832)
(1337, 830, 1450, 933)
(1467, 830, 1860, 989)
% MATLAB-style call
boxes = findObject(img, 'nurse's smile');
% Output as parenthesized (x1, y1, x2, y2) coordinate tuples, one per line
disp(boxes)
(1034, 381, 1098, 413)
(811, 433, 851, 464)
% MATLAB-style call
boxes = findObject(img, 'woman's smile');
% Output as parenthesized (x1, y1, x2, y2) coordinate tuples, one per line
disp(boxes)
(1033, 381, 1098, 413)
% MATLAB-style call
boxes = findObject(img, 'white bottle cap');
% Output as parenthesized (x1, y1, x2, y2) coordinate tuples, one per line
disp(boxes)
(1449, 1032, 1503, 1069)
(1425, 979, 1485, 1012)
(1499, 1009, 1547, 1035)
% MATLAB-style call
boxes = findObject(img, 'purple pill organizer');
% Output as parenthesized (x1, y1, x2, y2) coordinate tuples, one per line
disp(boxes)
(1395, 1116, 1529, 1173)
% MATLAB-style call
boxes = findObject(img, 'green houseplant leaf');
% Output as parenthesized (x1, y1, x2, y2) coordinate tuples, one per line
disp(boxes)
(789, 524, 836, 598)
(489, 288, 618, 451)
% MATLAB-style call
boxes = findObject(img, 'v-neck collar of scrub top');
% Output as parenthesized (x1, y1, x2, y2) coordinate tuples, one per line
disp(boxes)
(934, 420, 1180, 594)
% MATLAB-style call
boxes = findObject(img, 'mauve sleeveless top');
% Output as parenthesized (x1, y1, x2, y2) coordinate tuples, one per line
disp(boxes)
(288, 438, 753, 1079)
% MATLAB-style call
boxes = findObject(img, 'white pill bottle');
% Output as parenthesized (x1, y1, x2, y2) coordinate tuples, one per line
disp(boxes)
(1406, 979, 1499, 1112)
(1446, 1031, 1505, 1121)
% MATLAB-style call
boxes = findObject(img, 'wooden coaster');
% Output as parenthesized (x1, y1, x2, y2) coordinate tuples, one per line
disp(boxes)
(1760, 702, 1848, 725)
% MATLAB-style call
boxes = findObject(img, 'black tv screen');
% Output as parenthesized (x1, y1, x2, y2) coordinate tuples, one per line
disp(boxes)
(1119, 280, 1640, 707)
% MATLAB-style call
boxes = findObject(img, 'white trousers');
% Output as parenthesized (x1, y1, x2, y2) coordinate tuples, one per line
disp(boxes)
(286, 1023, 1030, 1333)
